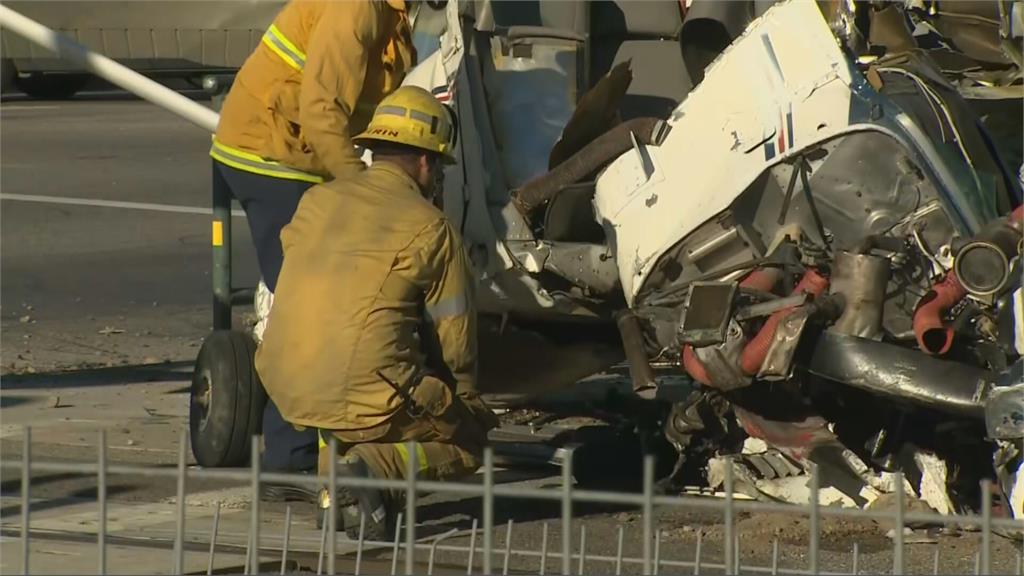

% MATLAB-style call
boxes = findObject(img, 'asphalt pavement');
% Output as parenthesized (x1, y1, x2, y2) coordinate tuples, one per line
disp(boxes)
(1, 92, 258, 374)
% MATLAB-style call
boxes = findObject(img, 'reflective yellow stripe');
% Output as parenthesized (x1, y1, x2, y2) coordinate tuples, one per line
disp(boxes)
(212, 221, 223, 247)
(210, 139, 324, 184)
(318, 431, 327, 450)
(395, 442, 429, 476)
(416, 443, 429, 475)
(262, 24, 306, 71)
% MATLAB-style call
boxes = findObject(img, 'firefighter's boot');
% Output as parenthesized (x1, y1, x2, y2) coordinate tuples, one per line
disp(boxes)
(339, 455, 393, 541)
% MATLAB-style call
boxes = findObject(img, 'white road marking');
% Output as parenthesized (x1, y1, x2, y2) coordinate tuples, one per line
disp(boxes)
(0, 193, 245, 217)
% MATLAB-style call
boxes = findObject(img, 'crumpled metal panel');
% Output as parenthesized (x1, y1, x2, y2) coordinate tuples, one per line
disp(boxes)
(594, 0, 857, 304)
(984, 359, 1024, 439)
(828, 251, 890, 340)
(993, 440, 1024, 518)
(694, 319, 751, 390)
(758, 306, 811, 381)
(541, 242, 620, 295)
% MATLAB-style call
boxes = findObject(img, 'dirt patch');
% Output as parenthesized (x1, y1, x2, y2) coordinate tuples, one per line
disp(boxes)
(659, 509, 891, 554)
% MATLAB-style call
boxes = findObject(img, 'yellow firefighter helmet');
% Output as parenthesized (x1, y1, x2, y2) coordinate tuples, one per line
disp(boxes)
(353, 86, 457, 164)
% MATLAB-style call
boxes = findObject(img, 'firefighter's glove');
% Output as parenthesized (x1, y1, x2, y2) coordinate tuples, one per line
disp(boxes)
(457, 390, 500, 433)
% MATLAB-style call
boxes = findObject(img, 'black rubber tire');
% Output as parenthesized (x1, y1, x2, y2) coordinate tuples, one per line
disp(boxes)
(14, 72, 90, 99)
(189, 330, 267, 468)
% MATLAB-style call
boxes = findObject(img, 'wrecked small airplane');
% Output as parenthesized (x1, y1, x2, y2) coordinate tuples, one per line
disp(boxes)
(400, 0, 1023, 521)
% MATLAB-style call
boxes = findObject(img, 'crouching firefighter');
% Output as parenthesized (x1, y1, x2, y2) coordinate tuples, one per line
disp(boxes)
(211, 0, 416, 488)
(254, 86, 498, 537)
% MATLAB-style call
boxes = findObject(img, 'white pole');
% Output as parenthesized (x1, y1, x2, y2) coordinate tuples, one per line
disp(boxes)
(0, 4, 220, 132)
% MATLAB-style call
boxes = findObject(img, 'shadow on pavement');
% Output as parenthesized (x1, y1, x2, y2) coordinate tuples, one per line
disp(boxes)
(0, 396, 33, 408)
(416, 494, 635, 539)
(1, 361, 193, 390)
(0, 484, 136, 518)
(1, 76, 211, 103)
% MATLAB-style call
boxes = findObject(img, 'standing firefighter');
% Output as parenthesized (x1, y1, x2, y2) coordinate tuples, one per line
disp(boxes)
(255, 86, 498, 537)
(210, 0, 416, 482)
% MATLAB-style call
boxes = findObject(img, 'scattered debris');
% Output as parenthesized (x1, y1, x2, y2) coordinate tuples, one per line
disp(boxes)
(18, 315, 31, 323)
(98, 327, 125, 335)
(885, 526, 940, 544)
(707, 438, 954, 522)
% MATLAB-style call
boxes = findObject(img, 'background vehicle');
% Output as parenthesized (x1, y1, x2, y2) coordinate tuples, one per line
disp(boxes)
(0, 0, 283, 98)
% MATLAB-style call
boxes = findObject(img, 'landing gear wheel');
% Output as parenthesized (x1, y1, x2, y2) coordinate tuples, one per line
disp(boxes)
(189, 330, 267, 467)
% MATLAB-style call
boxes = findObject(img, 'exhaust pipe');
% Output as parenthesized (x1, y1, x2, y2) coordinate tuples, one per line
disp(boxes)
(807, 331, 993, 417)
(615, 310, 659, 399)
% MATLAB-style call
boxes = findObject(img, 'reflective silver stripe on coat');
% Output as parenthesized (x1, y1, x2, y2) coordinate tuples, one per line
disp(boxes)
(425, 293, 468, 321)
(262, 25, 306, 70)
(210, 140, 324, 184)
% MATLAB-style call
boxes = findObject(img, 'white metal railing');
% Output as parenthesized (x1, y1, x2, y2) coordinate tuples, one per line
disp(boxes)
(3, 426, 1022, 575)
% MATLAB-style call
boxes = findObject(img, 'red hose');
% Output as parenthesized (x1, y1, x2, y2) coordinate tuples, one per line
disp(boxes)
(681, 268, 784, 385)
(739, 268, 783, 293)
(739, 269, 829, 376)
(913, 271, 967, 355)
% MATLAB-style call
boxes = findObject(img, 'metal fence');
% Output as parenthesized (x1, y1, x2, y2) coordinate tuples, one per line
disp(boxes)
(2, 426, 1022, 575)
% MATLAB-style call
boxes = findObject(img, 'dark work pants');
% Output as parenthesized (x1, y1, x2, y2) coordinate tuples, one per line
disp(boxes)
(213, 159, 319, 473)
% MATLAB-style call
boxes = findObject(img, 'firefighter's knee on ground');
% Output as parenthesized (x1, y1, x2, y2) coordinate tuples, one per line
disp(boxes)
(348, 438, 480, 482)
